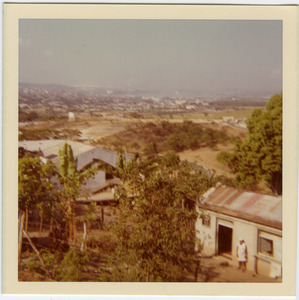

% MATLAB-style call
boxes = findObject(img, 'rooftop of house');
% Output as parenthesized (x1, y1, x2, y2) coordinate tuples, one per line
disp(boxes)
(19, 139, 131, 168)
(199, 184, 282, 230)
(19, 140, 94, 163)
(19, 139, 131, 199)
(76, 146, 131, 170)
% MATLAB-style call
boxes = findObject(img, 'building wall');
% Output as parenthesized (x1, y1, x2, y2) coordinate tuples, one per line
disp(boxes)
(195, 209, 282, 278)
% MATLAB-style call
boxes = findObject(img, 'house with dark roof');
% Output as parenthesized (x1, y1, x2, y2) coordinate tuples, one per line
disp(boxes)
(19, 140, 131, 204)
(195, 183, 282, 278)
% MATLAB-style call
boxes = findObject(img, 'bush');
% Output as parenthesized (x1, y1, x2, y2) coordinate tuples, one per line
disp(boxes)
(55, 247, 89, 281)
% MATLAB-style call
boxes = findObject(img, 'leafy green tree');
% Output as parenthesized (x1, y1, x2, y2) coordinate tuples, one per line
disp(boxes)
(18, 154, 58, 231)
(35, 161, 60, 232)
(217, 94, 282, 194)
(58, 143, 96, 241)
(106, 152, 213, 281)
(19, 155, 43, 231)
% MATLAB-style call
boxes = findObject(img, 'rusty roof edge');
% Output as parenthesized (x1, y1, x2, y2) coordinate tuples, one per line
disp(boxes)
(198, 202, 282, 230)
(206, 183, 283, 200)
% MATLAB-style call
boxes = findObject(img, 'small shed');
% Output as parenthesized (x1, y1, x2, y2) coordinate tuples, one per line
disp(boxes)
(195, 183, 282, 278)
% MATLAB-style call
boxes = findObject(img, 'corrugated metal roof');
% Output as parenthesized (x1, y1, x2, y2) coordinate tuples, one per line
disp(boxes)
(199, 184, 282, 229)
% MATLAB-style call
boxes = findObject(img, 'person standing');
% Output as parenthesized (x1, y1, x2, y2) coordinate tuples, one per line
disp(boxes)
(236, 239, 248, 272)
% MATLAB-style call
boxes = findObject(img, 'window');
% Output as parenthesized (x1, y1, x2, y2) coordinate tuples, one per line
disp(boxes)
(259, 237, 273, 256)
(258, 230, 281, 257)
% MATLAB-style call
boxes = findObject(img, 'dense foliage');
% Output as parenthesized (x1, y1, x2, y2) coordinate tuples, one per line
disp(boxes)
(19, 128, 81, 141)
(104, 151, 214, 281)
(19, 154, 58, 231)
(19, 143, 215, 282)
(217, 94, 282, 195)
(167, 120, 229, 151)
(99, 120, 229, 153)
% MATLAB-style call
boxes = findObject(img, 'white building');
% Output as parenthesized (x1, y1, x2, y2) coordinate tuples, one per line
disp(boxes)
(196, 183, 282, 278)
(68, 112, 75, 121)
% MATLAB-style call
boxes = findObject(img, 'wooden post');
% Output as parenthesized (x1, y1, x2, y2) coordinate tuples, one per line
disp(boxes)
(18, 213, 25, 262)
(80, 222, 87, 252)
(23, 230, 52, 278)
(101, 207, 104, 223)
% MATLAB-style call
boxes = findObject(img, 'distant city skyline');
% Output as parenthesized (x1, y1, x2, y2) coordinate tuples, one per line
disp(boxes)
(19, 19, 282, 97)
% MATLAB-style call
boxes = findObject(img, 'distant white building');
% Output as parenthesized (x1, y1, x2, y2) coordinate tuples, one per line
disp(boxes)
(222, 116, 235, 122)
(186, 105, 195, 110)
(68, 112, 75, 121)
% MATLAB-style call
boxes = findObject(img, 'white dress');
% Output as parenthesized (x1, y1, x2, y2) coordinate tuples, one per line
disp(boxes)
(237, 243, 247, 262)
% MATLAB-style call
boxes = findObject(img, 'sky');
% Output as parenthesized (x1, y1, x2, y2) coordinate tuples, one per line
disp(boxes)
(19, 19, 282, 96)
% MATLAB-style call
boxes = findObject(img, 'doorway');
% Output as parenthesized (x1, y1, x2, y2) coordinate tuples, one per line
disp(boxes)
(218, 224, 233, 255)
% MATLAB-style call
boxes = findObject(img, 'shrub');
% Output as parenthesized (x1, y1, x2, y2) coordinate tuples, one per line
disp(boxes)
(56, 247, 89, 281)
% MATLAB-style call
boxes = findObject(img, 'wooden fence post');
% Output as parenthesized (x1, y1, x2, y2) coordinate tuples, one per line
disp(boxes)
(101, 207, 104, 223)
(22, 230, 52, 278)
(18, 213, 25, 262)
(80, 222, 87, 252)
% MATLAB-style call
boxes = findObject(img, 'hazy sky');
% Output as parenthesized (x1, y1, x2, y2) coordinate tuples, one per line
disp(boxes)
(19, 19, 282, 95)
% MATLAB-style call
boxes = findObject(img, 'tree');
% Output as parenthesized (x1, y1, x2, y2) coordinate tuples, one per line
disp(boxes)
(35, 160, 60, 232)
(106, 152, 214, 281)
(19, 155, 43, 231)
(57, 143, 96, 241)
(18, 154, 58, 231)
(217, 94, 282, 194)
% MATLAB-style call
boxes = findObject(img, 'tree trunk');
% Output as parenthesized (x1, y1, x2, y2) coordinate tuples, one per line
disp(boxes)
(69, 200, 74, 241)
(25, 206, 29, 232)
(40, 213, 43, 233)
(50, 217, 53, 232)
(50, 198, 53, 232)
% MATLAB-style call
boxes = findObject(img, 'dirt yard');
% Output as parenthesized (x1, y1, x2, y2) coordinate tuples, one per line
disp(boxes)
(178, 143, 234, 177)
(196, 255, 281, 282)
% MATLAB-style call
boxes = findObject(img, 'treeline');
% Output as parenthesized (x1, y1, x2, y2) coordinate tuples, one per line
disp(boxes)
(100, 120, 230, 153)
(19, 128, 81, 141)
(19, 110, 67, 122)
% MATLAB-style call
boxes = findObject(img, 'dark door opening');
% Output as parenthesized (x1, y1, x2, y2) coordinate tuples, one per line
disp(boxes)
(218, 225, 233, 255)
